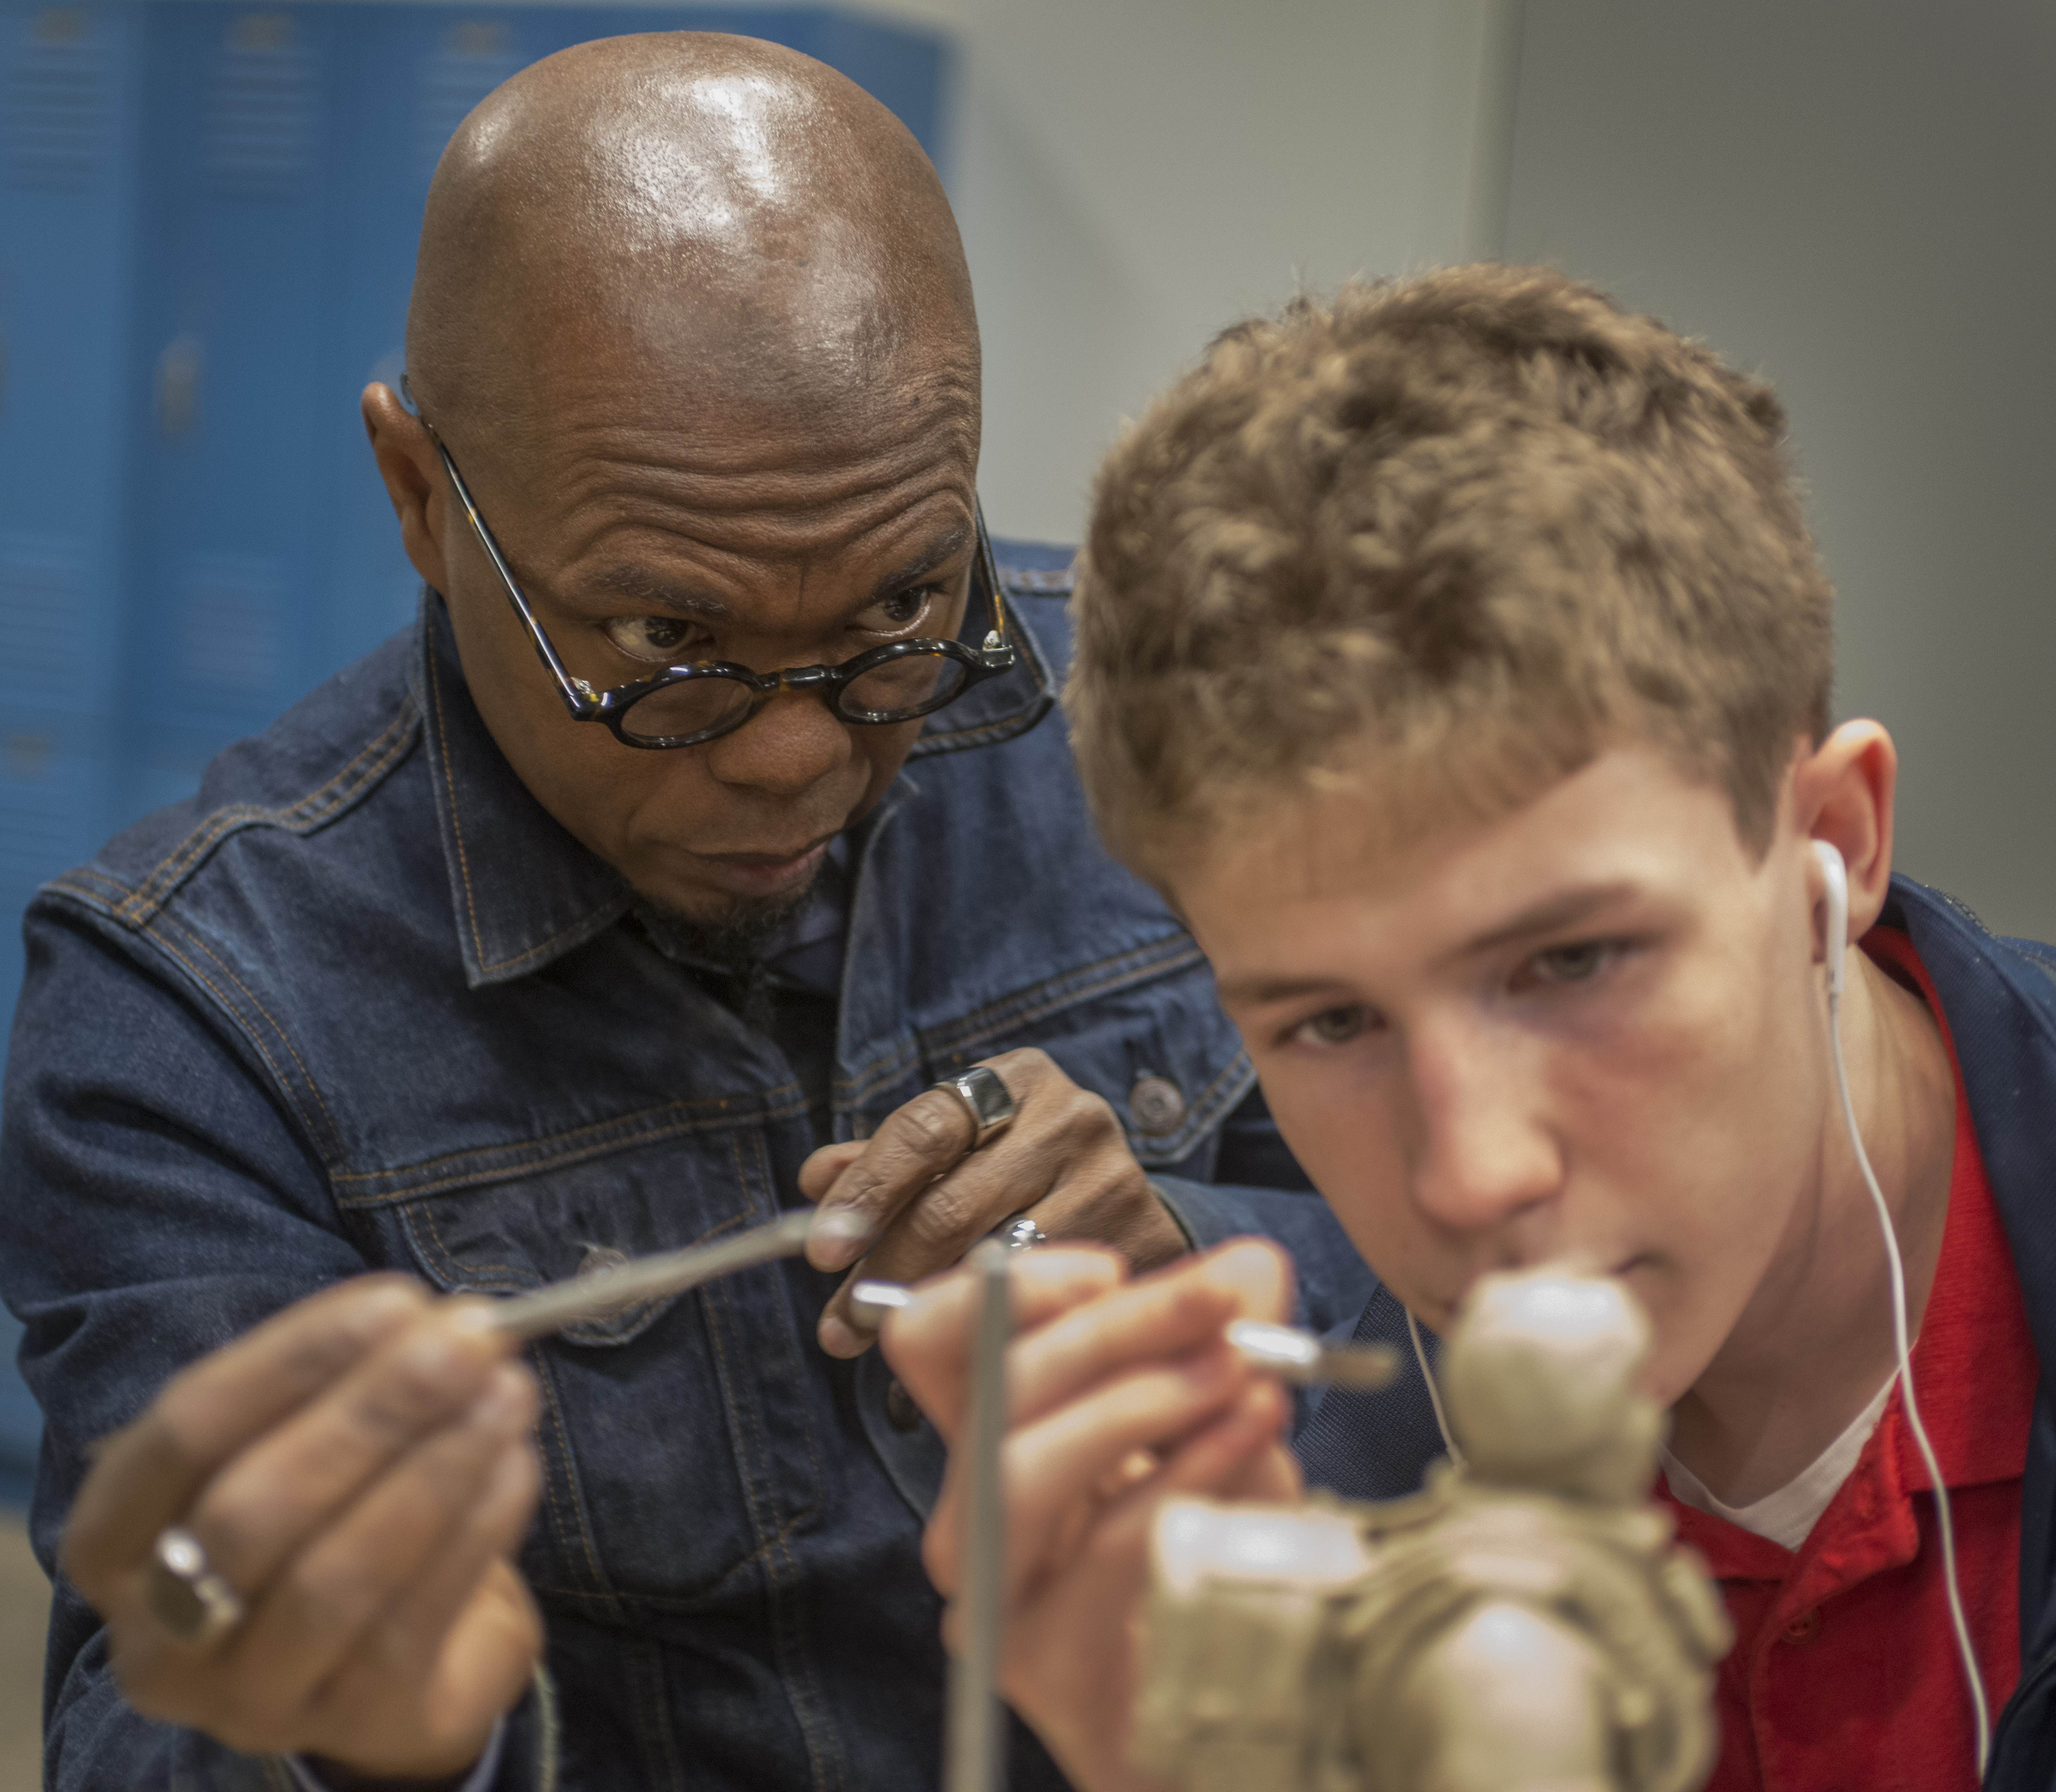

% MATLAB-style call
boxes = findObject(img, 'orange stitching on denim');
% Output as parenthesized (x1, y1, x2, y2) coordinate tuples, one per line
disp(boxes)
(423, 648, 634, 979)
(119, 707, 413, 920)
(140, 934, 309, 1138)
(741, 1130, 825, 1522)
(531, 1354, 614, 1599)
(425, 644, 492, 973)
(706, 1133, 841, 1790)
(832, 936, 1204, 1110)
(117, 704, 417, 924)
(413, 1200, 530, 1283)
(937, 950, 1207, 1053)
(154, 910, 343, 1154)
(332, 1097, 749, 1181)
(330, 1094, 811, 1207)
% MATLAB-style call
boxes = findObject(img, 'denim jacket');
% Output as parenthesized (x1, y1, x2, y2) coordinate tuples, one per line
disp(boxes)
(1294, 874, 2056, 1791)
(0, 542, 1373, 1792)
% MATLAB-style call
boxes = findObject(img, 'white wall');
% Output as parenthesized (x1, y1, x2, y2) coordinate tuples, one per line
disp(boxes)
(439, 0, 1512, 544)
(1502, 0, 2056, 938)
(880, 0, 1515, 545)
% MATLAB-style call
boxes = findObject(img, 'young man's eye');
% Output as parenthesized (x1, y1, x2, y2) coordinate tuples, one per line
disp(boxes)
(1292, 1005, 1370, 1046)
(1531, 941, 1612, 984)
(853, 588, 935, 636)
(604, 615, 698, 663)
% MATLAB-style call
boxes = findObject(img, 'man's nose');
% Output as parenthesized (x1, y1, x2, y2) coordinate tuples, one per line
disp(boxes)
(1403, 1016, 1563, 1235)
(700, 688, 851, 797)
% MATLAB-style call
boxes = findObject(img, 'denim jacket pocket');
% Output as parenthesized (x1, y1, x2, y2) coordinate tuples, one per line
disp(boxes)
(350, 1121, 827, 1612)
(918, 942, 1255, 1173)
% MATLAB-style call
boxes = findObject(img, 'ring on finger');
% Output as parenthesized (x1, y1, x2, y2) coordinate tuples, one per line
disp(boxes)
(147, 1525, 246, 1645)
(994, 1211, 1048, 1251)
(930, 1065, 1016, 1150)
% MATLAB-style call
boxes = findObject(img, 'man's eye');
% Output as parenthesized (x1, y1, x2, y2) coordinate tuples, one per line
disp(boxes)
(1532, 941, 1611, 984)
(853, 589, 935, 636)
(604, 615, 696, 663)
(1293, 1006, 1369, 1046)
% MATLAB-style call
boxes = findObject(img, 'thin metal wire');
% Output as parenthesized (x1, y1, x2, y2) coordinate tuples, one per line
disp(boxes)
(944, 1241, 1011, 1792)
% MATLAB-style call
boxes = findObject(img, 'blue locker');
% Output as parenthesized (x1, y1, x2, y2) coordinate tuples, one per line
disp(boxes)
(0, 1, 146, 1474)
(119, 3, 359, 806)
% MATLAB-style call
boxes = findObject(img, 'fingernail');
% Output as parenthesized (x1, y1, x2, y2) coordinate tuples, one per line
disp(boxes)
(818, 1314, 873, 1359)
(443, 1298, 503, 1337)
(472, 1367, 531, 1432)
(809, 1209, 874, 1272)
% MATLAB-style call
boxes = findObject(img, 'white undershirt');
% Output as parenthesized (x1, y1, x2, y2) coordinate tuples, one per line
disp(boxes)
(1660, 1374, 1899, 1554)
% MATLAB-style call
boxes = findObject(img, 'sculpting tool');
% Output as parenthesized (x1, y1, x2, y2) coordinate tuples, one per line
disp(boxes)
(849, 1281, 1399, 1391)
(490, 1209, 869, 1342)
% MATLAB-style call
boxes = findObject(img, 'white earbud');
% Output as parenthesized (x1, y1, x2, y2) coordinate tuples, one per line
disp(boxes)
(1811, 839, 1848, 1001)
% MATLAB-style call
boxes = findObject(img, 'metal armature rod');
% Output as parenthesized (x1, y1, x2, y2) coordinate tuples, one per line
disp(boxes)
(944, 1241, 1012, 1792)
(489, 1209, 869, 1343)
(848, 1283, 1399, 1393)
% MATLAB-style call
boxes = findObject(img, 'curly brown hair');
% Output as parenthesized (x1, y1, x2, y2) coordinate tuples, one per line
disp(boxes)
(1067, 265, 1833, 875)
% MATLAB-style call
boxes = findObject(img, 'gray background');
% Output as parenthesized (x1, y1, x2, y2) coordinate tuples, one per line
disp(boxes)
(873, 0, 2056, 938)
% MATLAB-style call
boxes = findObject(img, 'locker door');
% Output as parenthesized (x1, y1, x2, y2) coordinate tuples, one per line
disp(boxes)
(119, 2, 351, 812)
(321, 5, 564, 676)
(0, 0, 143, 1482)
(0, 0, 141, 972)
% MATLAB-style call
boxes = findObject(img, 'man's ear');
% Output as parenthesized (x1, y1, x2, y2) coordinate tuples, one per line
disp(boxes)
(361, 382, 453, 595)
(1792, 720, 1899, 939)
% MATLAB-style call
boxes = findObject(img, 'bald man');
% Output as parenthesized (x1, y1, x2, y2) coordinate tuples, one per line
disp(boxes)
(0, 33, 1368, 1792)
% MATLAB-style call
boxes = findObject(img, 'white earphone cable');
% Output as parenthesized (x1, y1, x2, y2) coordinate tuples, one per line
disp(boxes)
(1827, 979, 1991, 1774)
(1405, 1307, 1466, 1471)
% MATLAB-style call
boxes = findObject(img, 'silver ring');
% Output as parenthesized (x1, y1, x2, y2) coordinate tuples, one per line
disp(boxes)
(148, 1526, 245, 1645)
(929, 1065, 1017, 1150)
(995, 1212, 1047, 1252)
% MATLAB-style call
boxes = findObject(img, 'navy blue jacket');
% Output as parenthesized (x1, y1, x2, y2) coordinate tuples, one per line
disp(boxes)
(1295, 874, 2056, 1789)
(0, 546, 1373, 1792)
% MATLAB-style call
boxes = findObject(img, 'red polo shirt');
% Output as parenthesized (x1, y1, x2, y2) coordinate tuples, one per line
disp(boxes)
(1655, 927, 2037, 1792)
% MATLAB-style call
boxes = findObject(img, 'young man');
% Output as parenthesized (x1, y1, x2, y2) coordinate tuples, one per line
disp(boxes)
(881, 266, 2056, 1791)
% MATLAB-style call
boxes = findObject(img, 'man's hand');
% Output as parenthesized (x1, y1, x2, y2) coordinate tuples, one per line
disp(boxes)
(801, 1048, 1188, 1356)
(62, 1276, 543, 1783)
(880, 1241, 1305, 1792)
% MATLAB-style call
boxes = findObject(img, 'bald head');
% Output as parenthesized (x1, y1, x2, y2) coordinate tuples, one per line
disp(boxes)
(406, 32, 977, 443)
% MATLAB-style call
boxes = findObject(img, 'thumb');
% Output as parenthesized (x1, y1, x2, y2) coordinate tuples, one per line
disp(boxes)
(798, 1142, 866, 1202)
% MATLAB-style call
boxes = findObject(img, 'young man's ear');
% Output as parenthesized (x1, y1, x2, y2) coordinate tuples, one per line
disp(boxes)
(361, 382, 454, 596)
(1793, 720, 1899, 940)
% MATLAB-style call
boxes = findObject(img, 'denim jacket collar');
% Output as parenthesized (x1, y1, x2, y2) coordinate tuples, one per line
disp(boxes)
(408, 589, 1055, 990)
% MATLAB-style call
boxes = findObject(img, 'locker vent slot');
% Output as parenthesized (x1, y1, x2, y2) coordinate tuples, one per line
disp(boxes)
(204, 18, 317, 198)
(0, 536, 89, 710)
(176, 554, 283, 704)
(418, 23, 520, 179)
(6, 13, 111, 192)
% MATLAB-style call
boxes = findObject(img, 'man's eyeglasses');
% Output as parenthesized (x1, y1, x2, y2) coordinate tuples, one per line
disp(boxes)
(426, 427, 1017, 751)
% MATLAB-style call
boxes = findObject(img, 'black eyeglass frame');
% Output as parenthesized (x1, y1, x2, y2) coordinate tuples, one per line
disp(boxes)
(426, 426, 1018, 751)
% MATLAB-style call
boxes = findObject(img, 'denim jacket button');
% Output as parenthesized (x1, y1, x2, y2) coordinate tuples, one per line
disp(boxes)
(1129, 1073, 1187, 1137)
(885, 1376, 925, 1433)
(579, 1244, 632, 1278)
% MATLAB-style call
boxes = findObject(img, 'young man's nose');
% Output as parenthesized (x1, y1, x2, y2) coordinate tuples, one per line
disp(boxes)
(1404, 1021, 1563, 1234)
(701, 687, 854, 798)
